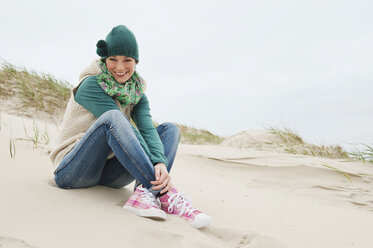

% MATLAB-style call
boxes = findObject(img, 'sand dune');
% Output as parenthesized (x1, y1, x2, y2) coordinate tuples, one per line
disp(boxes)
(0, 112, 372, 248)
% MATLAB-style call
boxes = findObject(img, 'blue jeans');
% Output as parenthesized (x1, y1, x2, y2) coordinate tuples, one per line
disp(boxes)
(54, 110, 180, 194)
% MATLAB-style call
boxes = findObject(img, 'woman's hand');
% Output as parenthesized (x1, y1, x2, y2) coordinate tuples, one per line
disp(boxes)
(151, 163, 172, 194)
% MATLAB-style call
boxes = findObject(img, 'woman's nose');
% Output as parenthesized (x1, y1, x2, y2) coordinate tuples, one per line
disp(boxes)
(116, 62, 125, 70)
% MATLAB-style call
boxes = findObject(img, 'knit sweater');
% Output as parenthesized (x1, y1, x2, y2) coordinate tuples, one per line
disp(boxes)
(49, 60, 167, 171)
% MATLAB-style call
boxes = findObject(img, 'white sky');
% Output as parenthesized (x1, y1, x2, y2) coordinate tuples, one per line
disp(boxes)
(1, 0, 372, 149)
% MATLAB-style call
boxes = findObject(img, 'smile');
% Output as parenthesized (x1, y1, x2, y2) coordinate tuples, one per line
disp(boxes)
(116, 72, 127, 76)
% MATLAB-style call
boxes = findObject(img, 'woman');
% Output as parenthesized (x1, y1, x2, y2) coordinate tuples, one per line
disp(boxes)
(50, 25, 211, 229)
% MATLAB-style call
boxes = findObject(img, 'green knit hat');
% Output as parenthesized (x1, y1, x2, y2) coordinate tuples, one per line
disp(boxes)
(96, 25, 139, 62)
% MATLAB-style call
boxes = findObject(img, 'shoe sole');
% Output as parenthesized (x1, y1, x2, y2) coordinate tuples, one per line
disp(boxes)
(123, 205, 167, 220)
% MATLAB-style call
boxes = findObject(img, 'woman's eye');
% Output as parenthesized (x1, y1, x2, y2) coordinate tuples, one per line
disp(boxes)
(109, 58, 117, 61)
(124, 59, 132, 62)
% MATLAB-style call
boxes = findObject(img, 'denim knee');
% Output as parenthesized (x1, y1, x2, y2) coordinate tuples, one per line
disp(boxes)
(99, 109, 129, 123)
(54, 169, 74, 189)
(157, 122, 180, 142)
(97, 110, 134, 134)
(55, 168, 99, 189)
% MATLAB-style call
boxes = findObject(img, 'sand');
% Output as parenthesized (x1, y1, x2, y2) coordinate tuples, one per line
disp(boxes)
(0, 111, 372, 248)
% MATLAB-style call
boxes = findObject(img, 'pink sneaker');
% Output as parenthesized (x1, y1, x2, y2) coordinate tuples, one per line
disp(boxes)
(123, 186, 166, 220)
(159, 188, 212, 228)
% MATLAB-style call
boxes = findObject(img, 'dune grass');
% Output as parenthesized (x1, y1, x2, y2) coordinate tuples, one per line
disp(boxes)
(269, 126, 350, 160)
(18, 120, 49, 148)
(269, 127, 372, 164)
(320, 163, 352, 182)
(0, 62, 72, 116)
(9, 138, 16, 159)
(348, 144, 373, 163)
(9, 126, 16, 159)
(176, 124, 224, 145)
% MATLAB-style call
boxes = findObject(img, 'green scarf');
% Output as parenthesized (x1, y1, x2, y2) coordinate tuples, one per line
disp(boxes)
(97, 60, 145, 107)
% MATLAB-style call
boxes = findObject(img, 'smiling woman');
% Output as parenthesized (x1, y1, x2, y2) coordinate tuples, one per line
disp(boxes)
(49, 25, 211, 229)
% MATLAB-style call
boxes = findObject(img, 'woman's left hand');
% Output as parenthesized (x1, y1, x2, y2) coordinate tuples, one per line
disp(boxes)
(151, 163, 172, 194)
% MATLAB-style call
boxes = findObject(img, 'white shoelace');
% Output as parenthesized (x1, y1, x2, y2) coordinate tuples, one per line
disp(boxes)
(137, 187, 159, 207)
(167, 192, 195, 217)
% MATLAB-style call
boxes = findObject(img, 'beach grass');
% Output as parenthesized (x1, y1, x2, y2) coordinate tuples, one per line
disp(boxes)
(9, 126, 16, 159)
(320, 163, 352, 182)
(18, 120, 49, 148)
(0, 62, 72, 116)
(348, 144, 373, 163)
(269, 126, 350, 160)
(176, 124, 224, 145)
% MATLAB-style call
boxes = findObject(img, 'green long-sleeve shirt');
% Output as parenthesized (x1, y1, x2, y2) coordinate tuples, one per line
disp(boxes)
(74, 76, 168, 166)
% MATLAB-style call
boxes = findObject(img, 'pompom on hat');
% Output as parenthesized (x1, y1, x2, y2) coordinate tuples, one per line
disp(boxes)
(96, 25, 139, 62)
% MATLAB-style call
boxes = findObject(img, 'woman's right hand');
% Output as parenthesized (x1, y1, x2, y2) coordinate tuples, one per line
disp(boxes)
(151, 163, 172, 194)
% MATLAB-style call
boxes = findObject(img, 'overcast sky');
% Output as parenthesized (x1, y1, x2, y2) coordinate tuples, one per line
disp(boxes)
(1, 0, 372, 149)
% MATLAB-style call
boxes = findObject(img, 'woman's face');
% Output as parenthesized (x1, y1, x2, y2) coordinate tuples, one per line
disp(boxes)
(105, 55, 136, 83)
